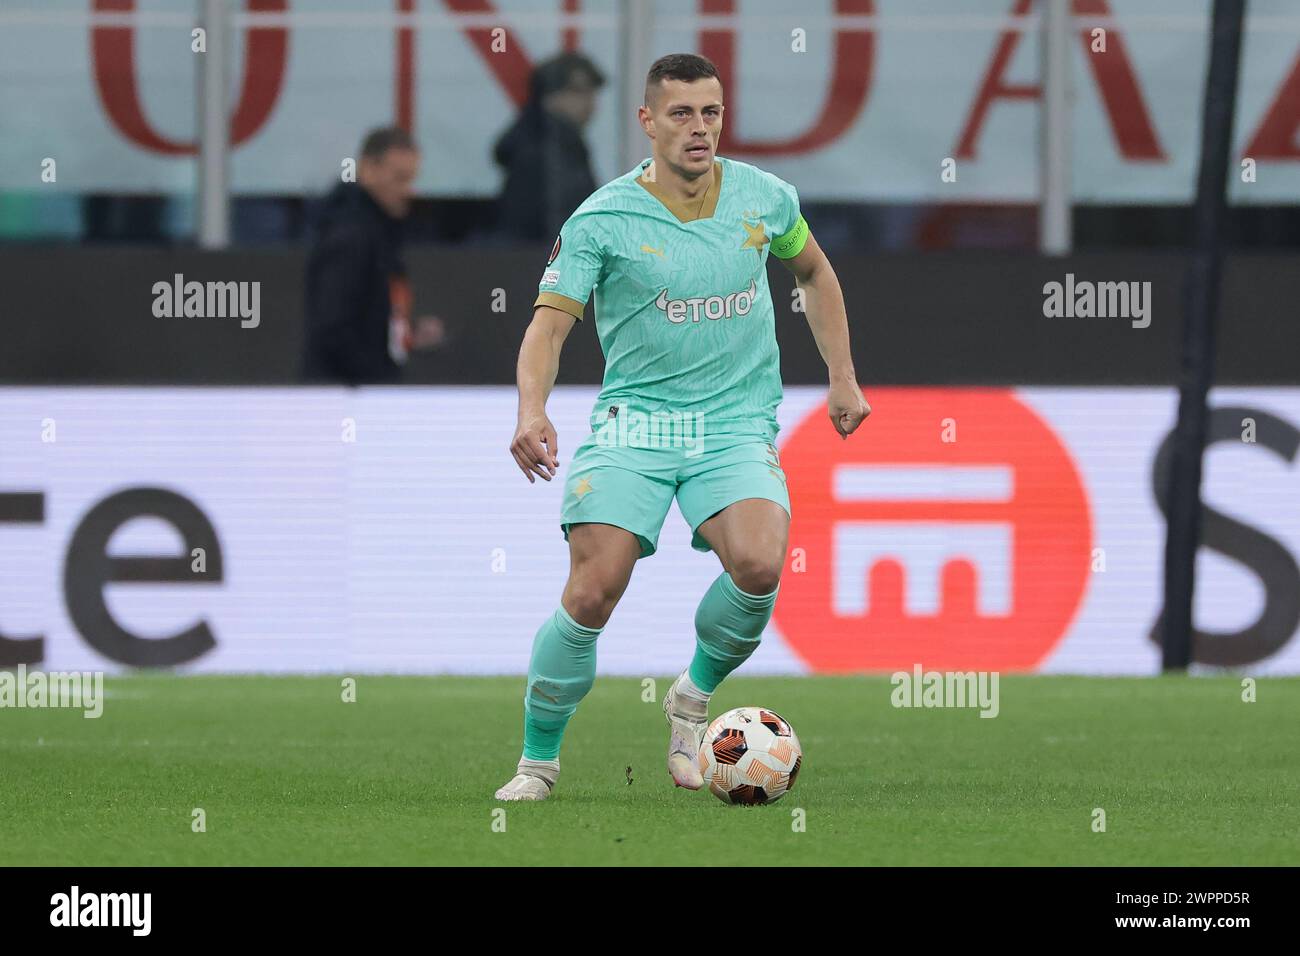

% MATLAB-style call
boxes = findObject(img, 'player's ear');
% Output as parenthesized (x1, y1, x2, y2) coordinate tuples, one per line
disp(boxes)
(637, 105, 655, 139)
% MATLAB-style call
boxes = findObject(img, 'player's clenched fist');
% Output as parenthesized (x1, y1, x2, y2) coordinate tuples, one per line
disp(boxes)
(829, 381, 871, 439)
(511, 414, 560, 483)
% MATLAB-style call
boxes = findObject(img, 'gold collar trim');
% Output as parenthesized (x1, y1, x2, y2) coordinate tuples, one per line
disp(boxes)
(636, 160, 724, 223)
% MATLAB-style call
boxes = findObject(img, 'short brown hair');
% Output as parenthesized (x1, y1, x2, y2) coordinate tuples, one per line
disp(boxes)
(645, 53, 720, 104)
(359, 126, 417, 162)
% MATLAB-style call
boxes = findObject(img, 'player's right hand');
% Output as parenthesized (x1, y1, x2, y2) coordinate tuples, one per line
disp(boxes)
(511, 414, 560, 483)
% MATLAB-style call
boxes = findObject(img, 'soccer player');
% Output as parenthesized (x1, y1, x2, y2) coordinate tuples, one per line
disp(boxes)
(497, 53, 869, 800)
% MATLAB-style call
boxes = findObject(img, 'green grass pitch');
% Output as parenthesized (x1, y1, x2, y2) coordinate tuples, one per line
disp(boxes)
(0, 674, 1296, 866)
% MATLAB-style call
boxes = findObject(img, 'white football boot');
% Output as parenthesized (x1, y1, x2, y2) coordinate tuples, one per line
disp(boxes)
(493, 758, 560, 801)
(663, 672, 709, 790)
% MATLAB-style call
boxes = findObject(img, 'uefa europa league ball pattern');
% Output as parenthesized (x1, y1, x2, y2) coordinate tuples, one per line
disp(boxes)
(698, 707, 802, 805)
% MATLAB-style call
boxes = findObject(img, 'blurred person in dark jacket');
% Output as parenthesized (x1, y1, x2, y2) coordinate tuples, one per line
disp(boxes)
(302, 126, 445, 384)
(494, 53, 605, 242)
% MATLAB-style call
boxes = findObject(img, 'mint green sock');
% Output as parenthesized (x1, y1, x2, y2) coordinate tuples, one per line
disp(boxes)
(688, 572, 778, 694)
(522, 605, 603, 761)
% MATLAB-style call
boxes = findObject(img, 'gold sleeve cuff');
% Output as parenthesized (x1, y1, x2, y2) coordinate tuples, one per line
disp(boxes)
(534, 292, 586, 321)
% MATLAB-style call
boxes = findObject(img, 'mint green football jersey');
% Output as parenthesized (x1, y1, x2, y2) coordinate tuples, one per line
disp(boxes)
(535, 156, 808, 436)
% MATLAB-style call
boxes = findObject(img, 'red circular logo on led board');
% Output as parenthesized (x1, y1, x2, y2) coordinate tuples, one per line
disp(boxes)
(774, 388, 1092, 672)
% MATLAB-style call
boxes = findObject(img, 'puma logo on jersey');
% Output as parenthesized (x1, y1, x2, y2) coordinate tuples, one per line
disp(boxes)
(641, 244, 665, 257)
(655, 280, 757, 324)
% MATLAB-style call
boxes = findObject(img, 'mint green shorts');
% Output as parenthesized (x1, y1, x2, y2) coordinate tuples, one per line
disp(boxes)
(559, 422, 790, 559)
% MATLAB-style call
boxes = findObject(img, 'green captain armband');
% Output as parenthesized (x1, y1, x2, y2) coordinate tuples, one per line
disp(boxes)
(769, 215, 809, 259)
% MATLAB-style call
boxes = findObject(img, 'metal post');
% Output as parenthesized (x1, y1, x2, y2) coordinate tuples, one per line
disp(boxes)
(1161, 0, 1247, 671)
(1040, 0, 1072, 255)
(197, 0, 230, 248)
(619, 0, 654, 173)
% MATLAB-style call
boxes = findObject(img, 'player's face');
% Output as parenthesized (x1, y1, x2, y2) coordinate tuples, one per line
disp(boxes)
(358, 146, 420, 219)
(643, 78, 724, 179)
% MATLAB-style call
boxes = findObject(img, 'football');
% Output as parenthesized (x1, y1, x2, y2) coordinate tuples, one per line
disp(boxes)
(698, 707, 802, 805)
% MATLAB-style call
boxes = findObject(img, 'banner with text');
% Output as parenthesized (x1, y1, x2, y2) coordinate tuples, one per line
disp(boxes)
(2, 0, 1300, 201)
(1, 386, 1298, 675)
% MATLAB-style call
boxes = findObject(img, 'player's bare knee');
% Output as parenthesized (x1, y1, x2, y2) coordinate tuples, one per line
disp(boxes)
(562, 579, 620, 629)
(729, 554, 782, 595)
